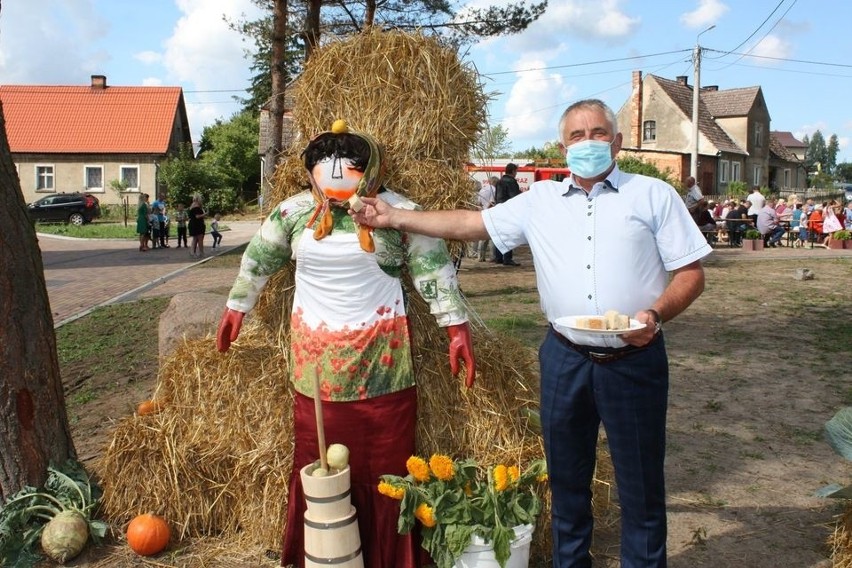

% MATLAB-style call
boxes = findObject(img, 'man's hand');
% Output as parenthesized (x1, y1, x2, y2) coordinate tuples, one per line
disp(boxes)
(447, 322, 475, 388)
(349, 196, 396, 229)
(217, 308, 245, 352)
(620, 310, 658, 347)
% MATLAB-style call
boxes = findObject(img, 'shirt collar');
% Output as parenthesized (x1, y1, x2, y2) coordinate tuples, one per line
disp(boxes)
(564, 164, 621, 197)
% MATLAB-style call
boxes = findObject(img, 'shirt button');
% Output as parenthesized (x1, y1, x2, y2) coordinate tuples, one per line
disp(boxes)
(587, 212, 592, 216)
(587, 236, 592, 240)
(587, 265, 591, 269)
(588, 294, 592, 299)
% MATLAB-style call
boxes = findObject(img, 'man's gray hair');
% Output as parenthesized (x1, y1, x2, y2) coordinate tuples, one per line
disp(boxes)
(557, 99, 619, 144)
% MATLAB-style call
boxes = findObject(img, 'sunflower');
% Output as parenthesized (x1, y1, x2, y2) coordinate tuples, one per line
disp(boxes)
(429, 454, 455, 481)
(406, 456, 431, 483)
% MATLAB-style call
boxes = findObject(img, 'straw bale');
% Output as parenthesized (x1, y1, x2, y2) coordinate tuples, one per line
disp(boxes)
(831, 504, 852, 568)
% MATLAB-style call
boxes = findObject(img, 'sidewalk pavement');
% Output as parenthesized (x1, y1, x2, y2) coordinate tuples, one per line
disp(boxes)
(39, 220, 262, 327)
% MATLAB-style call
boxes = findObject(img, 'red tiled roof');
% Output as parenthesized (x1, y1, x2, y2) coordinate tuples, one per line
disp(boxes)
(0, 84, 186, 154)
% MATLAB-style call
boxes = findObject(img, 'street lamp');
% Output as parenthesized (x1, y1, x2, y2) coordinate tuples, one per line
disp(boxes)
(691, 24, 715, 179)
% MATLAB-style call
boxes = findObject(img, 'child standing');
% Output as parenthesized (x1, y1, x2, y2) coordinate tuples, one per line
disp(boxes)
(149, 208, 161, 249)
(174, 203, 188, 248)
(157, 207, 170, 248)
(210, 214, 223, 248)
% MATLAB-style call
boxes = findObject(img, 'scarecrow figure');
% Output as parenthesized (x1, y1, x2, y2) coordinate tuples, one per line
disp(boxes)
(216, 120, 475, 567)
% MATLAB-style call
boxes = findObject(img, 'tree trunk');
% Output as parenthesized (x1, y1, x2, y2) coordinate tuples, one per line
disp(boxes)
(262, 0, 288, 210)
(304, 0, 321, 60)
(0, 100, 76, 501)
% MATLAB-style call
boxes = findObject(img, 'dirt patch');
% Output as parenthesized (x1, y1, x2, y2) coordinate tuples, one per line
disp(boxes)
(61, 247, 851, 567)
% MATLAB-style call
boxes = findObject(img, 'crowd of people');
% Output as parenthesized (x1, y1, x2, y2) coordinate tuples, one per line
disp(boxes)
(688, 189, 850, 249)
(135, 193, 217, 257)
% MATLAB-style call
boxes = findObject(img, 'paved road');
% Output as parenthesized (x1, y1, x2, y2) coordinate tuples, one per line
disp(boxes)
(38, 220, 262, 327)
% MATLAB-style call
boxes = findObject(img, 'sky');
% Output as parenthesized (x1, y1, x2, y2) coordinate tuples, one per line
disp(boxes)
(2, 0, 850, 160)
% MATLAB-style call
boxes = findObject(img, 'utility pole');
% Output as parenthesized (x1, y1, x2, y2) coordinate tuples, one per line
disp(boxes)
(691, 25, 715, 179)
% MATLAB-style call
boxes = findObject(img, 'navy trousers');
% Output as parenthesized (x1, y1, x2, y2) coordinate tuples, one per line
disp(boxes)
(539, 328, 669, 568)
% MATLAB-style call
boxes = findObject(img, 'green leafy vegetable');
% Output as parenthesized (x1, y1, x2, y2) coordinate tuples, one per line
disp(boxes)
(0, 460, 107, 566)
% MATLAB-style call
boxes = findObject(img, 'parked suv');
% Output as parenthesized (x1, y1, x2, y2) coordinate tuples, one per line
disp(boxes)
(27, 192, 101, 225)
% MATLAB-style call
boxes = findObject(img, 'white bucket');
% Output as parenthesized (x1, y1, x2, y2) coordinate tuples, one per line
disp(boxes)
(453, 524, 534, 568)
(303, 506, 364, 568)
(300, 463, 352, 521)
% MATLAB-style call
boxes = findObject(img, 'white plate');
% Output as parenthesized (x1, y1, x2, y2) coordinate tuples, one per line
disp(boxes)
(553, 315, 646, 335)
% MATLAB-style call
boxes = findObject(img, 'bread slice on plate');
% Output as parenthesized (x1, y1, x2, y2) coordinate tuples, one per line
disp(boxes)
(577, 316, 606, 330)
(604, 310, 630, 330)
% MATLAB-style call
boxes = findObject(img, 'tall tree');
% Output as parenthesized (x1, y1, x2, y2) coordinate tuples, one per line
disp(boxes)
(198, 110, 262, 199)
(827, 134, 839, 174)
(0, 1, 76, 499)
(806, 130, 828, 174)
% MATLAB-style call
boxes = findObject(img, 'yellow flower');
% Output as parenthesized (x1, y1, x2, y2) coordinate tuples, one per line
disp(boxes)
(493, 464, 509, 492)
(429, 454, 455, 481)
(377, 481, 405, 500)
(406, 456, 431, 483)
(508, 465, 520, 483)
(414, 503, 437, 527)
(537, 472, 549, 483)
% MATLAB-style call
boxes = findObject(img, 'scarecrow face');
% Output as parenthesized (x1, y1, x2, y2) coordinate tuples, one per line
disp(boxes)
(311, 155, 364, 203)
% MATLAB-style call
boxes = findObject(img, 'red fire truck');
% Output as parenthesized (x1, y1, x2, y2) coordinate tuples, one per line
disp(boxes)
(466, 164, 570, 191)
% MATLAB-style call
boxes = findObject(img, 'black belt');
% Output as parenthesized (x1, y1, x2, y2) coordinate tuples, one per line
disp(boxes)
(549, 324, 654, 364)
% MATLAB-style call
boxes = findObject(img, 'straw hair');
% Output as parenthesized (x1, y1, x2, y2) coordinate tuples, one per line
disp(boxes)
(97, 29, 615, 565)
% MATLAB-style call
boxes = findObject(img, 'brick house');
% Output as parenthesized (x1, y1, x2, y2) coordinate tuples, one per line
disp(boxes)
(1, 75, 192, 206)
(615, 70, 803, 194)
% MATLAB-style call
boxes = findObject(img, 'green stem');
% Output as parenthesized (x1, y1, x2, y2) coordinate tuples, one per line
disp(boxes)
(3, 491, 65, 511)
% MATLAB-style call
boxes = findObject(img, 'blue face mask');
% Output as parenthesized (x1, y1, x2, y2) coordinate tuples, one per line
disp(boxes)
(566, 139, 614, 178)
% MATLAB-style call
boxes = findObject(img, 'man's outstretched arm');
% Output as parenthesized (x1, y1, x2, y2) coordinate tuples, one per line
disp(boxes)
(351, 197, 488, 241)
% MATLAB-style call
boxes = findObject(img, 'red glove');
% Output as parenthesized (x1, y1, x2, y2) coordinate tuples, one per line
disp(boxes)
(216, 308, 245, 353)
(447, 322, 475, 388)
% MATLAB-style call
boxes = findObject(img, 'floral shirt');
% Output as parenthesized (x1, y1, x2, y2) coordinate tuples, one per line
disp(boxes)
(226, 189, 467, 401)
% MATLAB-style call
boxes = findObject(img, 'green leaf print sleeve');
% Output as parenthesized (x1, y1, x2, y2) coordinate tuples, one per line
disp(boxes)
(225, 194, 310, 313)
(381, 190, 468, 327)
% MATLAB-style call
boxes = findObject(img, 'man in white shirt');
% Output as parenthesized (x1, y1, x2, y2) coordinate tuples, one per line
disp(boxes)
(351, 99, 711, 567)
(684, 176, 702, 214)
(747, 187, 766, 225)
(475, 176, 497, 261)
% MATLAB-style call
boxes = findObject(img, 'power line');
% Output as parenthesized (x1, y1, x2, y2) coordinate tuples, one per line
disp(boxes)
(479, 49, 692, 78)
(709, 0, 790, 58)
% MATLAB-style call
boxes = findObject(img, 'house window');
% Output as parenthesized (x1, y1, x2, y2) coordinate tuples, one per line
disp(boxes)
(753, 122, 763, 147)
(36, 165, 54, 191)
(731, 162, 741, 182)
(120, 166, 139, 190)
(753, 165, 762, 186)
(720, 160, 729, 183)
(784, 169, 791, 187)
(85, 166, 104, 192)
(643, 120, 656, 141)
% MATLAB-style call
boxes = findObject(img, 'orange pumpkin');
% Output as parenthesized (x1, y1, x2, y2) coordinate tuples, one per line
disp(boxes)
(136, 399, 162, 416)
(126, 513, 170, 556)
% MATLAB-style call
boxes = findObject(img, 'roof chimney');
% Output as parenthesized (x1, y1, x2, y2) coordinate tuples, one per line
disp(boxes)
(631, 71, 643, 149)
(702, 85, 718, 92)
(676, 75, 688, 86)
(91, 75, 107, 90)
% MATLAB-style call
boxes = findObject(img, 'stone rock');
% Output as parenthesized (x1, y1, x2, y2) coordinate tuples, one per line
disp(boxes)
(793, 268, 814, 281)
(159, 292, 227, 359)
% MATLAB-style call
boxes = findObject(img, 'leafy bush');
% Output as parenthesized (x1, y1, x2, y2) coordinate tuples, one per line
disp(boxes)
(617, 155, 676, 186)
(744, 229, 762, 240)
(727, 181, 748, 197)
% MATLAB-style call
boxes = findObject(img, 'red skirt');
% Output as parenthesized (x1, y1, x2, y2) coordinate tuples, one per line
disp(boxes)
(281, 387, 423, 568)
